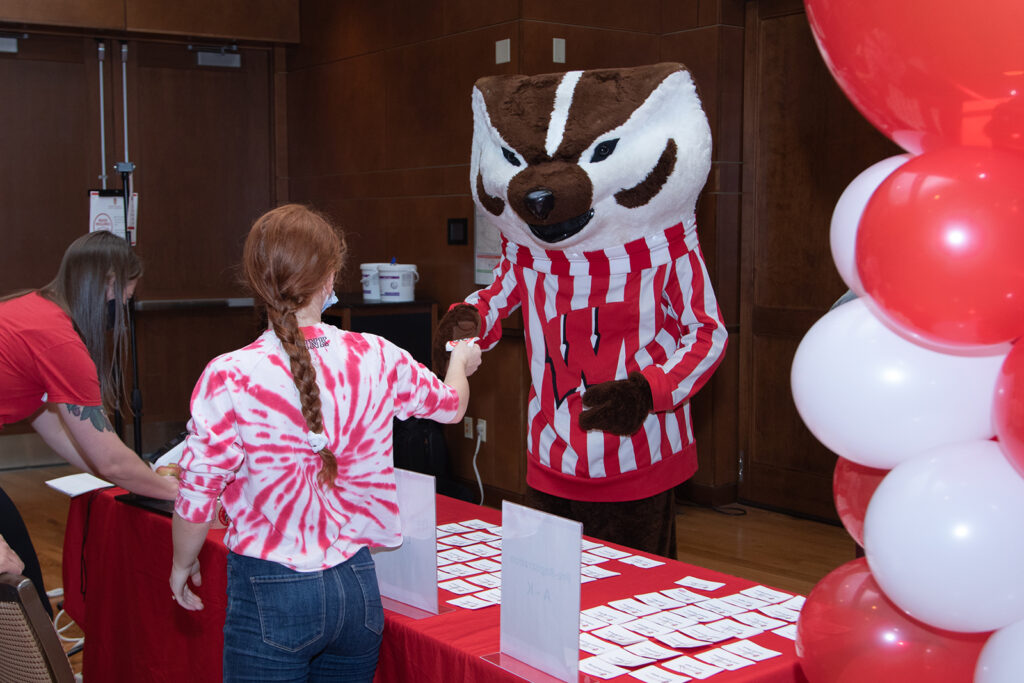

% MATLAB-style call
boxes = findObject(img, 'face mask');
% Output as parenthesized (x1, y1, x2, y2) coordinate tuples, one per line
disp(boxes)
(321, 289, 338, 313)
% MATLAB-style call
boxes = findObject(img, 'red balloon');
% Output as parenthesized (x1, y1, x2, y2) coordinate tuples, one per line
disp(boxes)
(994, 342, 1024, 477)
(833, 458, 887, 547)
(796, 558, 988, 683)
(856, 146, 1024, 348)
(804, 0, 1024, 154)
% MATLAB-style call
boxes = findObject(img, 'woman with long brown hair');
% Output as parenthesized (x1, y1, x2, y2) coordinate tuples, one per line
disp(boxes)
(0, 230, 178, 611)
(169, 204, 480, 682)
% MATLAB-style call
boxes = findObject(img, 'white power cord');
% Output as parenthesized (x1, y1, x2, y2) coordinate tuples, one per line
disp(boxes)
(471, 431, 484, 505)
(46, 587, 85, 650)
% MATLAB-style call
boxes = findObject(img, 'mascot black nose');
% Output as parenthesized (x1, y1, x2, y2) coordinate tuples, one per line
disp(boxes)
(525, 188, 555, 221)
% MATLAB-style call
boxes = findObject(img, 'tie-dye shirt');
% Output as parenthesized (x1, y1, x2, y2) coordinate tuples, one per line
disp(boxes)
(175, 324, 460, 571)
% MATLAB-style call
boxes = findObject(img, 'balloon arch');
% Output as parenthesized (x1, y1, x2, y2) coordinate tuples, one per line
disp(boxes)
(791, 1, 1024, 681)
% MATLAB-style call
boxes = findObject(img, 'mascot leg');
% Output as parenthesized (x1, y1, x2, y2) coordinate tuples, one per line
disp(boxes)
(523, 486, 677, 559)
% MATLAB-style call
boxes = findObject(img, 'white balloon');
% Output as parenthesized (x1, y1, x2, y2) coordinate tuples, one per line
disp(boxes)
(830, 154, 911, 295)
(791, 299, 1003, 469)
(864, 441, 1024, 633)
(976, 619, 1024, 683)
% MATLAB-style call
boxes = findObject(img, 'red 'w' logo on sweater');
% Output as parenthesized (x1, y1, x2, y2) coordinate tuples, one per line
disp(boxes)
(541, 301, 637, 407)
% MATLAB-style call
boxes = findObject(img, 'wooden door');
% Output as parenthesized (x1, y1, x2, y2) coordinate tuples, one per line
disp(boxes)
(0, 34, 110, 292)
(0, 32, 275, 449)
(739, 1, 901, 519)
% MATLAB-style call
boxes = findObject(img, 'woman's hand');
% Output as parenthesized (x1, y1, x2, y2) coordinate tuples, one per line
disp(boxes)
(449, 339, 482, 377)
(169, 557, 204, 611)
(0, 535, 24, 575)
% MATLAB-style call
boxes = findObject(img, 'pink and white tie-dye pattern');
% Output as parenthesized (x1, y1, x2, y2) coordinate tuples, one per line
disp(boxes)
(175, 325, 460, 571)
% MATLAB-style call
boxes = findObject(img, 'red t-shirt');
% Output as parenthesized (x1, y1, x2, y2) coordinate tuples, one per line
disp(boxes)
(0, 292, 102, 427)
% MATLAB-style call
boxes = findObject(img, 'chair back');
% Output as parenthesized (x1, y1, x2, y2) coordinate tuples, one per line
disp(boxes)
(0, 573, 74, 683)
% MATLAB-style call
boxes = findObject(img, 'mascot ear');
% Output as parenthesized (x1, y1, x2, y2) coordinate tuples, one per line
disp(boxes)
(433, 304, 481, 374)
(578, 372, 654, 435)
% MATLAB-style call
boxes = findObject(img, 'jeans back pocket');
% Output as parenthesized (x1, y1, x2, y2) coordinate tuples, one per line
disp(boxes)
(351, 560, 385, 635)
(251, 572, 326, 652)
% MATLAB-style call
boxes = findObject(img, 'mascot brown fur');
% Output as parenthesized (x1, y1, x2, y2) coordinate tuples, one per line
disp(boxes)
(435, 63, 727, 556)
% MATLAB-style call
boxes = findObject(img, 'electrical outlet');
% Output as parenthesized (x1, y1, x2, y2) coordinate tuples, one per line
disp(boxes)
(477, 418, 487, 442)
(463, 417, 474, 439)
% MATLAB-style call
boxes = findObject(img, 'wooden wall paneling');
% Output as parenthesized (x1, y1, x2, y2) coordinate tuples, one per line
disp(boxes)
(382, 194, 477, 311)
(273, 46, 289, 204)
(738, 3, 901, 519)
(118, 40, 273, 300)
(288, 0, 392, 71)
(0, 35, 109, 293)
(442, 0, 518, 36)
(518, 22, 659, 75)
(134, 307, 263, 424)
(520, 0, 662, 34)
(286, 53, 390, 178)
(0, 1, 122, 31)
(385, 27, 516, 171)
(444, 335, 530, 504)
(125, 0, 299, 43)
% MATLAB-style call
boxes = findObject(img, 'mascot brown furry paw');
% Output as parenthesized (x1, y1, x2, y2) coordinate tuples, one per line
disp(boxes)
(435, 63, 727, 557)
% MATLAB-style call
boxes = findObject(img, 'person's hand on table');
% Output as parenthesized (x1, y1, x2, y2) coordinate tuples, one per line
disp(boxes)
(0, 535, 24, 575)
(170, 557, 204, 611)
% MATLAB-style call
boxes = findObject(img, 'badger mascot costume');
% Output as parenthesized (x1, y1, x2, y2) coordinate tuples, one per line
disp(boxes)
(435, 63, 727, 557)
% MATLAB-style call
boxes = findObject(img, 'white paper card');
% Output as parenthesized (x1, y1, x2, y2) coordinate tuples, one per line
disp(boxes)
(589, 545, 632, 560)
(439, 578, 479, 595)
(733, 612, 786, 630)
(660, 588, 706, 604)
(740, 585, 794, 604)
(467, 558, 502, 573)
(694, 648, 755, 670)
(636, 592, 685, 610)
(580, 632, 620, 655)
(500, 501, 581, 683)
(581, 565, 620, 579)
(447, 595, 492, 610)
(676, 577, 725, 591)
(721, 640, 782, 661)
(582, 605, 635, 625)
(694, 598, 745, 617)
(591, 624, 649, 646)
(371, 469, 437, 613)
(578, 656, 629, 679)
(459, 518, 497, 530)
(619, 555, 665, 569)
(45, 473, 113, 497)
(758, 604, 802, 622)
(663, 655, 723, 679)
(652, 632, 714, 649)
(629, 664, 692, 683)
(597, 649, 655, 668)
(773, 624, 798, 640)
(609, 598, 661, 617)
(624, 641, 681, 661)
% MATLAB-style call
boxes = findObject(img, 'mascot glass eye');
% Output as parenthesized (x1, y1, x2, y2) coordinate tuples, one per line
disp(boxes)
(590, 138, 619, 163)
(501, 147, 521, 167)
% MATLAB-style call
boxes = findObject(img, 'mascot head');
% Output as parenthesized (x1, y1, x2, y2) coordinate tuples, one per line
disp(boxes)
(471, 62, 711, 253)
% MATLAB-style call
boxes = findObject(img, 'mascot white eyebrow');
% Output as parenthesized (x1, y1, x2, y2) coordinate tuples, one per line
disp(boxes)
(435, 63, 728, 556)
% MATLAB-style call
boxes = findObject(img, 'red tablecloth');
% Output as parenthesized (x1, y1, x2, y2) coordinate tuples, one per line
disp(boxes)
(63, 488, 808, 683)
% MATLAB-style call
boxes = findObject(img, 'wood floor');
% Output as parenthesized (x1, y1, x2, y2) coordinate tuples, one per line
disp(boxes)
(0, 464, 857, 677)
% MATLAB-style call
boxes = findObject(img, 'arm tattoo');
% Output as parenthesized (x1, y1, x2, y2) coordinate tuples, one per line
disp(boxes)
(65, 404, 114, 433)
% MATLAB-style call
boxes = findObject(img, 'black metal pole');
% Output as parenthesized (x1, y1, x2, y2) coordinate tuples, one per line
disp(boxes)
(116, 163, 142, 456)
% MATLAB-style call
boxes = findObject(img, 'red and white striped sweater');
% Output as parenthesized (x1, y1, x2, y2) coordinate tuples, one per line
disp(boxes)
(465, 221, 727, 502)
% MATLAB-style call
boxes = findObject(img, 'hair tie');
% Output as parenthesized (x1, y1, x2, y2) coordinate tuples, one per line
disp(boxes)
(308, 431, 328, 453)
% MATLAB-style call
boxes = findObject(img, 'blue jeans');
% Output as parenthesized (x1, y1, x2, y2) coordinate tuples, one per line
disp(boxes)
(223, 546, 384, 682)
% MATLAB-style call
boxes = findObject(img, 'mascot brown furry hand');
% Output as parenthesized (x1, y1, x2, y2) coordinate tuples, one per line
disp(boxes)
(435, 63, 727, 557)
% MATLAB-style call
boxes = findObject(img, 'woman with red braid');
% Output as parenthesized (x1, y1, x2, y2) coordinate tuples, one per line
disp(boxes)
(169, 204, 480, 683)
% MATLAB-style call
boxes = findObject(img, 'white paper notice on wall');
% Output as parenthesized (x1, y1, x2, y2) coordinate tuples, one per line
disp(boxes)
(474, 205, 501, 286)
(89, 190, 138, 245)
